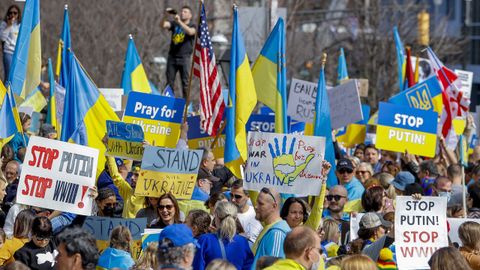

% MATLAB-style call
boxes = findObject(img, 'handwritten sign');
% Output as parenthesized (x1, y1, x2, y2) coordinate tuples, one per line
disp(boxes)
(106, 120, 144, 161)
(123, 92, 185, 147)
(244, 132, 325, 196)
(16, 136, 98, 215)
(287, 78, 317, 123)
(134, 146, 202, 199)
(187, 116, 225, 159)
(376, 102, 438, 157)
(327, 80, 363, 129)
(395, 196, 448, 270)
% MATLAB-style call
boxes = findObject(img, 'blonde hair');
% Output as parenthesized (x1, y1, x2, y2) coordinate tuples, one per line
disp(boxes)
(459, 221, 480, 250)
(110, 225, 132, 252)
(322, 218, 340, 243)
(132, 242, 158, 270)
(340, 254, 377, 270)
(214, 201, 238, 242)
(206, 259, 236, 270)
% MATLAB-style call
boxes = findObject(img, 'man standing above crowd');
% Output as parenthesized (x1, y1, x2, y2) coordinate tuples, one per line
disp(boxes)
(161, 5, 196, 98)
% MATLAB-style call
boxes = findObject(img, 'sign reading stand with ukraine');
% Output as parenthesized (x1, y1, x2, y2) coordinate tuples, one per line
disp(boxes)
(134, 146, 202, 199)
(106, 120, 144, 161)
(123, 92, 185, 147)
(376, 102, 438, 157)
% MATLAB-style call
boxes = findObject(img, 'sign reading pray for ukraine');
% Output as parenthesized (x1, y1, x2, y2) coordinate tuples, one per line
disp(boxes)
(134, 146, 202, 199)
(123, 92, 185, 147)
(106, 120, 144, 161)
(376, 102, 438, 157)
(244, 132, 325, 196)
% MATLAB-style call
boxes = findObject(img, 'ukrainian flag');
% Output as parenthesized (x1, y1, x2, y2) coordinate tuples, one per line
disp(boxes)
(0, 80, 21, 141)
(313, 56, 337, 187)
(337, 105, 370, 148)
(389, 76, 443, 115)
(121, 35, 156, 95)
(337, 48, 349, 83)
(225, 6, 257, 178)
(46, 58, 58, 136)
(61, 51, 119, 176)
(252, 18, 287, 133)
(8, 0, 41, 100)
(393, 26, 405, 92)
(56, 5, 71, 88)
(19, 87, 46, 112)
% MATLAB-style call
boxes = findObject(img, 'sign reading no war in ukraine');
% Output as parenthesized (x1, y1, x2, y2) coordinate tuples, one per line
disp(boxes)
(123, 92, 185, 147)
(134, 146, 202, 199)
(376, 102, 438, 157)
(106, 120, 144, 161)
(16, 136, 98, 216)
(244, 132, 325, 196)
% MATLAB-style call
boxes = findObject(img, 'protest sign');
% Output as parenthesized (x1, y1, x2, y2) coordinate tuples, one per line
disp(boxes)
(376, 102, 438, 157)
(16, 136, 98, 215)
(410, 56, 435, 83)
(244, 132, 325, 196)
(337, 104, 370, 148)
(99, 88, 124, 112)
(106, 120, 144, 160)
(447, 218, 480, 247)
(327, 80, 363, 129)
(389, 76, 443, 114)
(187, 115, 225, 159)
(247, 114, 286, 133)
(287, 78, 317, 122)
(83, 217, 147, 259)
(395, 196, 448, 270)
(344, 79, 369, 97)
(123, 92, 185, 147)
(135, 146, 202, 199)
(454, 69, 473, 99)
(349, 213, 364, 241)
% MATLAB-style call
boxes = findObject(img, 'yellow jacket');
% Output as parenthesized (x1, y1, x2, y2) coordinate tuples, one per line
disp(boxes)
(0, 237, 28, 265)
(264, 258, 325, 270)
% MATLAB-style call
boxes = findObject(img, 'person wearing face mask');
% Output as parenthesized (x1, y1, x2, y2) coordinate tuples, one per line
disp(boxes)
(264, 226, 324, 270)
(95, 188, 121, 218)
(433, 176, 453, 203)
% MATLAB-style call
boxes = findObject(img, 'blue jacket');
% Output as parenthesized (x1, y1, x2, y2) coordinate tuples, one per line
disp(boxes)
(191, 186, 209, 202)
(344, 177, 365, 201)
(252, 220, 291, 269)
(193, 233, 253, 270)
(97, 247, 134, 270)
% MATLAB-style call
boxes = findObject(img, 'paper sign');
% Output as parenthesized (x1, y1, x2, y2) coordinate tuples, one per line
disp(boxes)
(123, 92, 185, 147)
(134, 146, 202, 199)
(376, 102, 438, 157)
(16, 136, 98, 215)
(244, 132, 325, 196)
(395, 196, 448, 270)
(349, 213, 365, 241)
(287, 78, 317, 122)
(99, 88, 124, 112)
(447, 218, 480, 247)
(106, 120, 144, 160)
(327, 80, 363, 129)
(454, 69, 473, 99)
(410, 56, 435, 83)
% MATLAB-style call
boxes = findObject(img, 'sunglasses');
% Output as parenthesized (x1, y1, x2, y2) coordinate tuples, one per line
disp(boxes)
(338, 169, 353, 174)
(34, 235, 51, 241)
(158, 204, 174, 210)
(261, 187, 276, 204)
(326, 195, 345, 201)
(8, 11, 18, 15)
(356, 170, 369, 174)
(232, 194, 244, 200)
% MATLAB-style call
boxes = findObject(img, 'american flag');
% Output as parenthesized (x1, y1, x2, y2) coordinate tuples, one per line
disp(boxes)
(193, 3, 225, 136)
(427, 47, 470, 149)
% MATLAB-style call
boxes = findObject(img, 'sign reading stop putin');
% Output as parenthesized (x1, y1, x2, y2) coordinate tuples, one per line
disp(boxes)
(376, 102, 438, 157)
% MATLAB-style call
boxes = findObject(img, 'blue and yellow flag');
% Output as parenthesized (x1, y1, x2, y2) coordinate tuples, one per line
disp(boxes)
(121, 35, 156, 95)
(225, 7, 257, 178)
(8, 0, 41, 100)
(46, 58, 59, 135)
(313, 57, 337, 187)
(61, 51, 119, 176)
(56, 5, 71, 88)
(19, 87, 46, 112)
(337, 48, 349, 83)
(0, 81, 21, 140)
(252, 18, 287, 133)
(393, 26, 405, 92)
(389, 76, 443, 115)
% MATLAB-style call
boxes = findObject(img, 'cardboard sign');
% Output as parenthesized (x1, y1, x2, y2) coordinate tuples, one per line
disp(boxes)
(123, 92, 185, 147)
(344, 79, 369, 97)
(106, 120, 144, 160)
(187, 116, 225, 159)
(244, 132, 325, 196)
(454, 69, 473, 99)
(16, 136, 98, 215)
(287, 78, 318, 123)
(99, 88, 124, 112)
(327, 80, 363, 129)
(135, 146, 202, 199)
(410, 56, 435, 83)
(389, 76, 443, 114)
(395, 196, 448, 270)
(376, 102, 438, 157)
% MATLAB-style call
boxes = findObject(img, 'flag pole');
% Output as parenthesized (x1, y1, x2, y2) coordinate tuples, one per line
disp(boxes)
(210, 121, 226, 150)
(182, 0, 203, 122)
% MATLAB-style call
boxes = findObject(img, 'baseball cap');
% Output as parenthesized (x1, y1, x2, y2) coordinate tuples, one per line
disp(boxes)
(359, 212, 392, 229)
(115, 158, 124, 167)
(197, 167, 220, 182)
(391, 171, 415, 191)
(336, 158, 354, 171)
(158, 224, 197, 247)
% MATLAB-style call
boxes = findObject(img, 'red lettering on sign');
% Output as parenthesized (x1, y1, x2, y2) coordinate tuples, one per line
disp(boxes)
(28, 146, 59, 170)
(22, 174, 53, 199)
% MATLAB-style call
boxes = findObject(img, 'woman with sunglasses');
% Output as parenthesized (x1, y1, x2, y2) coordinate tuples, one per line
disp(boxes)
(0, 5, 21, 79)
(150, 193, 181, 228)
(14, 216, 56, 270)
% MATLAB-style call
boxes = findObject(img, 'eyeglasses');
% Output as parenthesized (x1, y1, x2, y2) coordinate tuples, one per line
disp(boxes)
(232, 194, 244, 200)
(326, 195, 345, 201)
(356, 170, 369, 175)
(158, 204, 174, 210)
(261, 187, 276, 204)
(338, 169, 353, 174)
